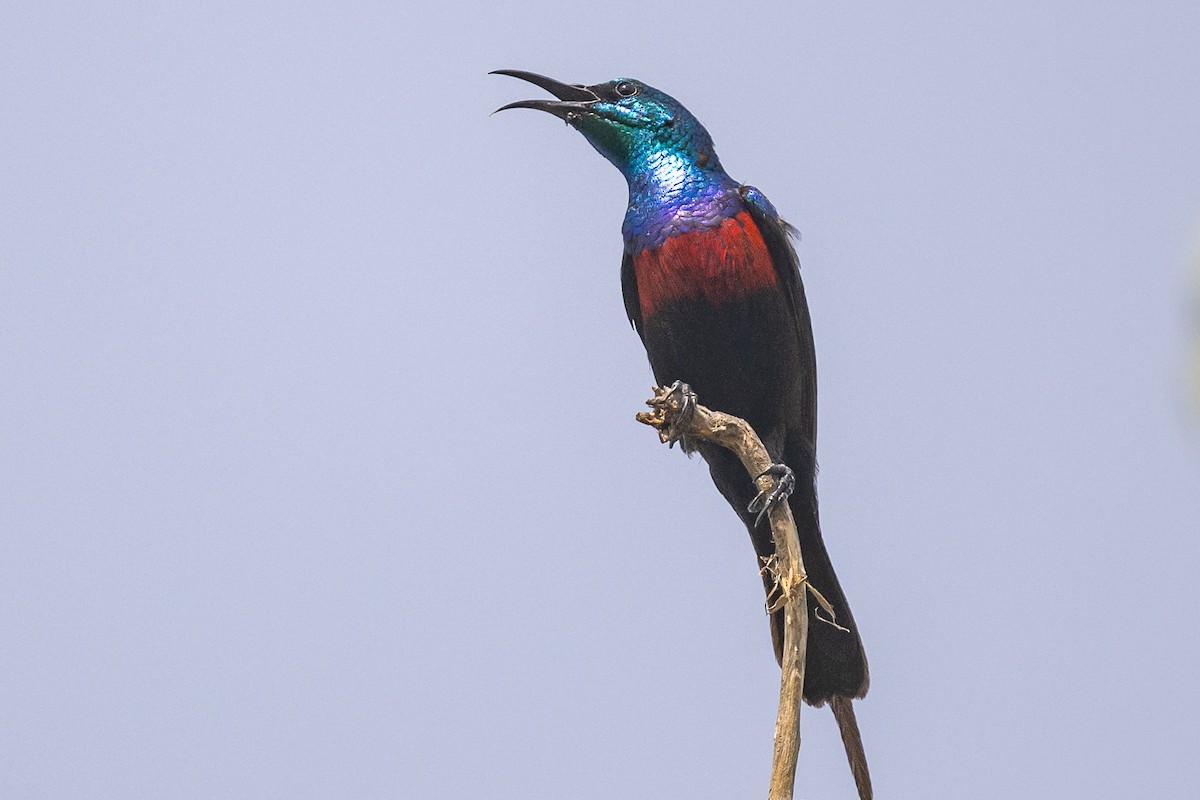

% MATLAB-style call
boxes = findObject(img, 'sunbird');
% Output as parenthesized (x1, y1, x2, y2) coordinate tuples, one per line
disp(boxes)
(495, 70, 872, 798)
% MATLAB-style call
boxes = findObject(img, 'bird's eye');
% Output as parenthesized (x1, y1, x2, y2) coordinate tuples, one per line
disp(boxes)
(615, 81, 638, 97)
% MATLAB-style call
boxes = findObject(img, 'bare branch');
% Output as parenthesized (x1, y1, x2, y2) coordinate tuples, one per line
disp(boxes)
(637, 383, 810, 800)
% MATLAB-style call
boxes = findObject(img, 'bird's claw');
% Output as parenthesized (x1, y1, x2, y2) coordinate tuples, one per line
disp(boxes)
(662, 380, 697, 447)
(747, 463, 795, 526)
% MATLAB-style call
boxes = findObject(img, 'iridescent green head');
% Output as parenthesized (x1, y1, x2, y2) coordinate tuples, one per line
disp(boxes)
(492, 70, 724, 183)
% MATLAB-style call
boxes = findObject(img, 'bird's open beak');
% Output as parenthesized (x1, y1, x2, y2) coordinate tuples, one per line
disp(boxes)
(490, 69, 599, 119)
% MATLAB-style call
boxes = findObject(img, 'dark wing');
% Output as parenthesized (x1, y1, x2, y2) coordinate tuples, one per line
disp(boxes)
(743, 190, 870, 708)
(620, 248, 644, 339)
(741, 186, 818, 446)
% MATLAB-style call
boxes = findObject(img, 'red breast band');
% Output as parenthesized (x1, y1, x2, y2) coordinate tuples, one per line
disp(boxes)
(633, 211, 777, 319)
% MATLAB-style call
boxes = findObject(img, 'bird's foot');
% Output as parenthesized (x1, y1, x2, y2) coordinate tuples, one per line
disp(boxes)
(747, 463, 795, 526)
(637, 381, 700, 451)
(661, 380, 697, 448)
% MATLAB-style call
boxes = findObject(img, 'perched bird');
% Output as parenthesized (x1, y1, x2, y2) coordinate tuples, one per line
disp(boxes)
(494, 70, 871, 798)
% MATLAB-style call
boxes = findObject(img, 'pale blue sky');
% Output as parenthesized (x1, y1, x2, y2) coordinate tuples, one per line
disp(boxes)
(3, 2, 1199, 798)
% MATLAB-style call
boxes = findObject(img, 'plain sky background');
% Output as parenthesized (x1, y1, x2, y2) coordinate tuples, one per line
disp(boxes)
(3, 2, 1199, 798)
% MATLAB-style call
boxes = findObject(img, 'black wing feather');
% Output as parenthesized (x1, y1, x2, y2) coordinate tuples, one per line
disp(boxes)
(620, 249, 644, 338)
(742, 192, 818, 446)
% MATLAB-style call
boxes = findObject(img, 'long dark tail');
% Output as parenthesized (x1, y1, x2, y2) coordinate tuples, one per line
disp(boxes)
(702, 441, 871, 794)
(775, 463, 872, 799)
(767, 440, 872, 798)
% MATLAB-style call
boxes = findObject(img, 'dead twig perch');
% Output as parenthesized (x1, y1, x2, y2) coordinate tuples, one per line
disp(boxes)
(636, 383, 810, 800)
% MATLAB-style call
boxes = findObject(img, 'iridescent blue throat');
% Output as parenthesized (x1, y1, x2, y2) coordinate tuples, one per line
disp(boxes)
(619, 135, 741, 253)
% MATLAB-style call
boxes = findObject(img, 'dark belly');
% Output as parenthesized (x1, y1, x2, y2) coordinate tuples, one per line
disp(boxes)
(639, 287, 805, 442)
